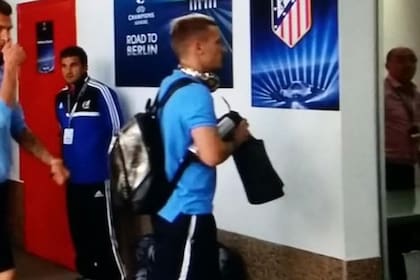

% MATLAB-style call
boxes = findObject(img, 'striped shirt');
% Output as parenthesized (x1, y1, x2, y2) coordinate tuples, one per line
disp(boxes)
(385, 76, 420, 164)
(55, 75, 123, 184)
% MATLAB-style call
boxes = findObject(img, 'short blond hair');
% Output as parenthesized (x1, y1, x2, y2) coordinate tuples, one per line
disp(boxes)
(170, 13, 217, 57)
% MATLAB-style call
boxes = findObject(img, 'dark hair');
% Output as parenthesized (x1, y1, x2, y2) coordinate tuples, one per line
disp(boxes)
(170, 14, 217, 57)
(386, 47, 417, 64)
(0, 0, 12, 16)
(386, 48, 397, 64)
(60, 46, 88, 66)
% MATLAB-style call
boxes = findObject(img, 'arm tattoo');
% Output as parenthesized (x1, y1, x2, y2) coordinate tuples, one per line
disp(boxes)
(17, 127, 53, 166)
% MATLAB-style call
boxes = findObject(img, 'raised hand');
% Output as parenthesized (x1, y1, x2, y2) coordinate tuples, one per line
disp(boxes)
(233, 119, 251, 147)
(2, 42, 26, 69)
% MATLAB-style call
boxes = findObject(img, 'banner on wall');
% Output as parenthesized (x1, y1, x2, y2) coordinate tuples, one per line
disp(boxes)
(114, 0, 233, 87)
(251, 0, 339, 110)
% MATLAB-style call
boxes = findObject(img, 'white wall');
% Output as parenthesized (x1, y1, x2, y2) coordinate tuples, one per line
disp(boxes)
(12, 0, 380, 261)
(383, 0, 420, 85)
(340, 0, 380, 260)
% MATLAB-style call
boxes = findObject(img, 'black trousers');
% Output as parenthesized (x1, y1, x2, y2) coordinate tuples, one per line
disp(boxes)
(385, 161, 415, 191)
(0, 182, 14, 272)
(151, 214, 220, 280)
(67, 182, 122, 279)
(385, 161, 416, 280)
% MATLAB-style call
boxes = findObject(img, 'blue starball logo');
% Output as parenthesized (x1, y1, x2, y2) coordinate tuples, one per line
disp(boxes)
(136, 5, 146, 13)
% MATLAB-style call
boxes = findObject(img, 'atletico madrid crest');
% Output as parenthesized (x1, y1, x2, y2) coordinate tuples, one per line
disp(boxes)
(271, 0, 312, 48)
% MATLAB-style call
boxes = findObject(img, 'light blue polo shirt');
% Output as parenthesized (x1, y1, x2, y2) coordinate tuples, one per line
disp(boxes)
(0, 67, 26, 184)
(158, 70, 217, 222)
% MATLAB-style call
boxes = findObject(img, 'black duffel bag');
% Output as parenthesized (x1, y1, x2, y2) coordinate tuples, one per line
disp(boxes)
(233, 136, 284, 204)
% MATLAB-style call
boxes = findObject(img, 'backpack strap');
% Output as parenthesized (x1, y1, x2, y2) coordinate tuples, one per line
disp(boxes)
(155, 77, 196, 110)
(170, 152, 194, 187)
(156, 77, 199, 187)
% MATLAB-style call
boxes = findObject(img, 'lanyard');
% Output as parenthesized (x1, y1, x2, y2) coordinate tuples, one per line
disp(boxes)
(67, 77, 90, 128)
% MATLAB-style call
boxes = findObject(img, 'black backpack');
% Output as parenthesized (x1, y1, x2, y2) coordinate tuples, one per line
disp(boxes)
(109, 78, 195, 214)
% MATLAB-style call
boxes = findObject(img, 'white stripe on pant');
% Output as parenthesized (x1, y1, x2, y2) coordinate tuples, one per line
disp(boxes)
(178, 215, 197, 280)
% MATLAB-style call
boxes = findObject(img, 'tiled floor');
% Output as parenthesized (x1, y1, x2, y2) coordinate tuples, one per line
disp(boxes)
(14, 248, 77, 280)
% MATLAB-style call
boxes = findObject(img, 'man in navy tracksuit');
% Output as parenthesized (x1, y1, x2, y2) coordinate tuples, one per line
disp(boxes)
(55, 46, 124, 280)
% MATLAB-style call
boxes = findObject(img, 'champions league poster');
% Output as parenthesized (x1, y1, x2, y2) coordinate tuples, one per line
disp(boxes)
(251, 0, 340, 110)
(114, 0, 233, 87)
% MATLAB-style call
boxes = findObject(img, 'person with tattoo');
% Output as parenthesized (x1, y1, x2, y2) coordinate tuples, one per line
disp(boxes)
(0, 1, 69, 279)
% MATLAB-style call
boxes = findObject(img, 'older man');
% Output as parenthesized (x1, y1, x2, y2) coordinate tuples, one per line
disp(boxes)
(385, 47, 420, 191)
(385, 46, 420, 280)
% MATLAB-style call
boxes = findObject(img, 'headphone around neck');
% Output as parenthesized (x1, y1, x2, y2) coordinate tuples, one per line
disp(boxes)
(179, 66, 220, 92)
